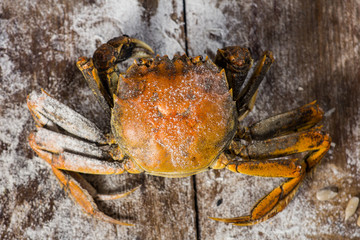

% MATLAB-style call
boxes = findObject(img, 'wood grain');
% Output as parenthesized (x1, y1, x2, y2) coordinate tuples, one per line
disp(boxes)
(187, 1, 360, 239)
(1, 0, 360, 239)
(1, 1, 196, 239)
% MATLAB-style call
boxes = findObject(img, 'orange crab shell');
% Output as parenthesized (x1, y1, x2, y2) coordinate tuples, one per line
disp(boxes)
(111, 55, 238, 177)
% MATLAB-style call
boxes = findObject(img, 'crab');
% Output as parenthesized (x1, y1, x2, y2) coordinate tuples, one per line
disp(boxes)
(27, 35, 331, 226)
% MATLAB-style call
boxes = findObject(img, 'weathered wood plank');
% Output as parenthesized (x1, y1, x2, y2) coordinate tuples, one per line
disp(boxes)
(187, 0, 360, 239)
(2, 0, 360, 239)
(0, 0, 197, 239)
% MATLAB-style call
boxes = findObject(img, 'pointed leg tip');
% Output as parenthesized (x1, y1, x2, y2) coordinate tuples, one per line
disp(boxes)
(96, 185, 141, 201)
(208, 216, 239, 223)
(94, 212, 135, 227)
(208, 216, 231, 223)
(113, 220, 135, 227)
(209, 215, 254, 225)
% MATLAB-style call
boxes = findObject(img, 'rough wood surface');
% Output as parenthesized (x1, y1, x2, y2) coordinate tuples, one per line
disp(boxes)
(1, 0, 360, 239)
(187, 1, 360, 239)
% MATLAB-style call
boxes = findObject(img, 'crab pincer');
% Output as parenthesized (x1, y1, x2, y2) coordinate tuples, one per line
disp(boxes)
(77, 36, 154, 112)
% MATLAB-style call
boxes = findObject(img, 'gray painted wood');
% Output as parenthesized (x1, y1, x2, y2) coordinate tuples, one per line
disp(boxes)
(1, 1, 196, 239)
(187, 1, 360, 239)
(1, 0, 360, 239)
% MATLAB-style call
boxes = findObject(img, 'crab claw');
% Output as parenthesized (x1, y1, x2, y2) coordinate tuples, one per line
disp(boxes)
(93, 35, 154, 71)
(123, 37, 155, 59)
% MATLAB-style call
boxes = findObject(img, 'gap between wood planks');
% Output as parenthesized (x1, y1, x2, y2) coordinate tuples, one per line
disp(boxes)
(182, 1, 201, 239)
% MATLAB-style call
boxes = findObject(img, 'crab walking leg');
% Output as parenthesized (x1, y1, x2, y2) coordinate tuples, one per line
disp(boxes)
(28, 127, 144, 175)
(209, 159, 305, 225)
(236, 51, 274, 119)
(238, 127, 331, 161)
(211, 163, 306, 226)
(27, 90, 106, 143)
(27, 90, 143, 172)
(226, 158, 303, 178)
(52, 162, 140, 201)
(96, 186, 141, 201)
(51, 167, 134, 226)
(29, 127, 142, 225)
(238, 101, 324, 141)
(30, 144, 126, 175)
(28, 90, 144, 224)
(211, 128, 330, 225)
(30, 127, 106, 158)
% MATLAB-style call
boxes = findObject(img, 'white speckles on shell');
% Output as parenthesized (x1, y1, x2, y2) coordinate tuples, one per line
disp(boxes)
(345, 197, 359, 221)
(316, 187, 338, 201)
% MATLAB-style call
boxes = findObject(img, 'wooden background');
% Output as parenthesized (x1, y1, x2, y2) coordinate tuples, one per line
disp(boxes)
(1, 0, 360, 239)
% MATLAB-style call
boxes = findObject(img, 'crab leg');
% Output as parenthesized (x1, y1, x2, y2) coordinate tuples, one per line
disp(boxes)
(218, 158, 306, 225)
(52, 167, 134, 226)
(210, 100, 330, 225)
(30, 127, 106, 158)
(212, 130, 330, 226)
(226, 158, 303, 178)
(29, 135, 140, 225)
(27, 90, 106, 143)
(27, 90, 142, 225)
(29, 137, 126, 175)
(236, 51, 274, 119)
(211, 162, 306, 226)
(237, 127, 331, 161)
(238, 101, 324, 141)
(211, 156, 308, 226)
